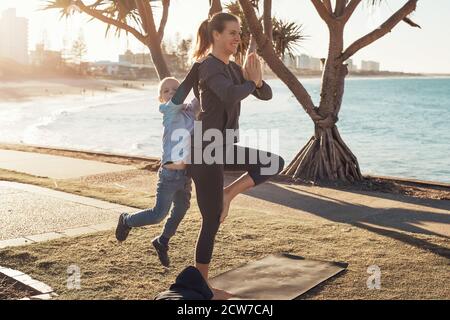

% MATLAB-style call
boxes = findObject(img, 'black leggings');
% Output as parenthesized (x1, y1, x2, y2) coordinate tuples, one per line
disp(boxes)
(188, 144, 285, 264)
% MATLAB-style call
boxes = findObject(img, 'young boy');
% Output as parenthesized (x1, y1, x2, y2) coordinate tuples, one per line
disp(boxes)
(115, 67, 200, 268)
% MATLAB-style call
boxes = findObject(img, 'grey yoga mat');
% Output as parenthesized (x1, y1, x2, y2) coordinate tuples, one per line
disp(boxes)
(209, 253, 348, 300)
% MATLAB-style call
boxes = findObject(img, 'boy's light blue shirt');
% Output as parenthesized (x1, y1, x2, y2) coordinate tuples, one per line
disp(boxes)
(159, 97, 200, 165)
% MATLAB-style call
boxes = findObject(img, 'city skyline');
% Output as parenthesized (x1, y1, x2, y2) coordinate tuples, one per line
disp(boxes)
(0, 7, 384, 74)
(0, 8, 29, 65)
(0, 0, 449, 74)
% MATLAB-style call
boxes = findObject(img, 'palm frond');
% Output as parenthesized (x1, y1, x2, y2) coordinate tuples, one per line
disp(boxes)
(41, 0, 80, 19)
(42, 0, 163, 37)
(272, 18, 306, 59)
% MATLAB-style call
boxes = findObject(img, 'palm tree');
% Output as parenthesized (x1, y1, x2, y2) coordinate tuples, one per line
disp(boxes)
(271, 18, 305, 59)
(239, 0, 420, 183)
(43, 0, 172, 79)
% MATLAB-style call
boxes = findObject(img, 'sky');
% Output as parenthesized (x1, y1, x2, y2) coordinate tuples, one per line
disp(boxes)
(1, 0, 449, 73)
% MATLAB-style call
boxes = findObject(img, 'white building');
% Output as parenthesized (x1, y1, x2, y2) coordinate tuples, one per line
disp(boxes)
(297, 54, 310, 69)
(346, 59, 358, 72)
(92, 61, 124, 76)
(361, 60, 380, 72)
(91, 60, 157, 79)
(297, 54, 322, 71)
(282, 55, 297, 69)
(309, 57, 322, 71)
(119, 50, 154, 67)
(29, 44, 62, 67)
(0, 8, 29, 64)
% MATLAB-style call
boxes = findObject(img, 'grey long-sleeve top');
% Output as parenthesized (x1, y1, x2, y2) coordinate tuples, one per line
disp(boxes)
(197, 53, 272, 147)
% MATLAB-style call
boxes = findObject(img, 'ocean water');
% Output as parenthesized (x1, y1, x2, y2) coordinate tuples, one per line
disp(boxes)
(0, 77, 449, 183)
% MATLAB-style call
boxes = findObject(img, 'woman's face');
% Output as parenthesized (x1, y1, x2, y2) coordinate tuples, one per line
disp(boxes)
(213, 20, 241, 56)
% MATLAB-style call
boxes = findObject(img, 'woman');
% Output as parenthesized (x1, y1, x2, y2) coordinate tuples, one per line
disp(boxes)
(173, 12, 285, 298)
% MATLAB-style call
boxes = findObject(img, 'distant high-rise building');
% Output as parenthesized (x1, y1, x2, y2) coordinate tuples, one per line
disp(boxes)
(309, 57, 322, 71)
(119, 50, 154, 67)
(346, 59, 358, 72)
(282, 55, 297, 69)
(361, 60, 380, 72)
(0, 8, 29, 64)
(298, 54, 311, 70)
(297, 54, 322, 71)
(29, 44, 62, 68)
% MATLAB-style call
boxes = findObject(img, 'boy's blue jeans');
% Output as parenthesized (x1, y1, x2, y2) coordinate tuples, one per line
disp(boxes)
(124, 167, 192, 239)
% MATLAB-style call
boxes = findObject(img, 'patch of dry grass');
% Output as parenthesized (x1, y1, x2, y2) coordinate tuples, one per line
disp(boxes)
(0, 205, 448, 300)
(0, 168, 449, 300)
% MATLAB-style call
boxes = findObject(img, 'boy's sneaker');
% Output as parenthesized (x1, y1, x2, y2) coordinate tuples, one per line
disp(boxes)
(152, 237, 170, 267)
(115, 213, 131, 242)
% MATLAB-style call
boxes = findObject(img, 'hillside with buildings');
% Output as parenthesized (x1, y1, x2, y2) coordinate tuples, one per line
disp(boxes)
(0, 8, 431, 81)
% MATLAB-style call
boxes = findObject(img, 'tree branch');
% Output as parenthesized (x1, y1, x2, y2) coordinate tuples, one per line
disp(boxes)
(74, 0, 146, 43)
(334, 0, 346, 16)
(135, 0, 152, 35)
(341, 0, 361, 23)
(339, 0, 418, 62)
(239, 0, 323, 122)
(239, 0, 266, 49)
(209, 0, 222, 17)
(403, 16, 421, 28)
(322, 0, 332, 13)
(158, 0, 170, 42)
(263, 0, 272, 42)
(135, 0, 162, 44)
(310, 0, 332, 24)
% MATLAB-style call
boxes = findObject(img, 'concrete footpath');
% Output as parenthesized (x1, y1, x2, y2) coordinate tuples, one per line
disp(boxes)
(0, 181, 136, 248)
(0, 149, 134, 179)
(0, 149, 137, 248)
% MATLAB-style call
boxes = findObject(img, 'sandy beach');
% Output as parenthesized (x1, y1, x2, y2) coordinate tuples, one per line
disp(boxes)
(2, 70, 440, 102)
(0, 77, 159, 101)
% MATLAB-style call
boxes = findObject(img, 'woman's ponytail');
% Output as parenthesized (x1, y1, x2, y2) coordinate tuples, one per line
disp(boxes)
(193, 19, 211, 60)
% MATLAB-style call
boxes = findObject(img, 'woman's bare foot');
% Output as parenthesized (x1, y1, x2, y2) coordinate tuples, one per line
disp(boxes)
(211, 287, 234, 300)
(220, 191, 232, 223)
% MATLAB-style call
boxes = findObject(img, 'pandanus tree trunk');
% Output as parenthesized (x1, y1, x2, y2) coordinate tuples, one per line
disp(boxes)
(239, 0, 420, 183)
(283, 22, 362, 182)
(146, 40, 170, 79)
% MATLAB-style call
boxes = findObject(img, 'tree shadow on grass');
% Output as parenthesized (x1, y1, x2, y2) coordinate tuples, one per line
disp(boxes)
(233, 179, 450, 259)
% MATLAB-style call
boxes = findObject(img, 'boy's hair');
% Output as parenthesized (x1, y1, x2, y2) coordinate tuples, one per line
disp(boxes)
(158, 77, 180, 96)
